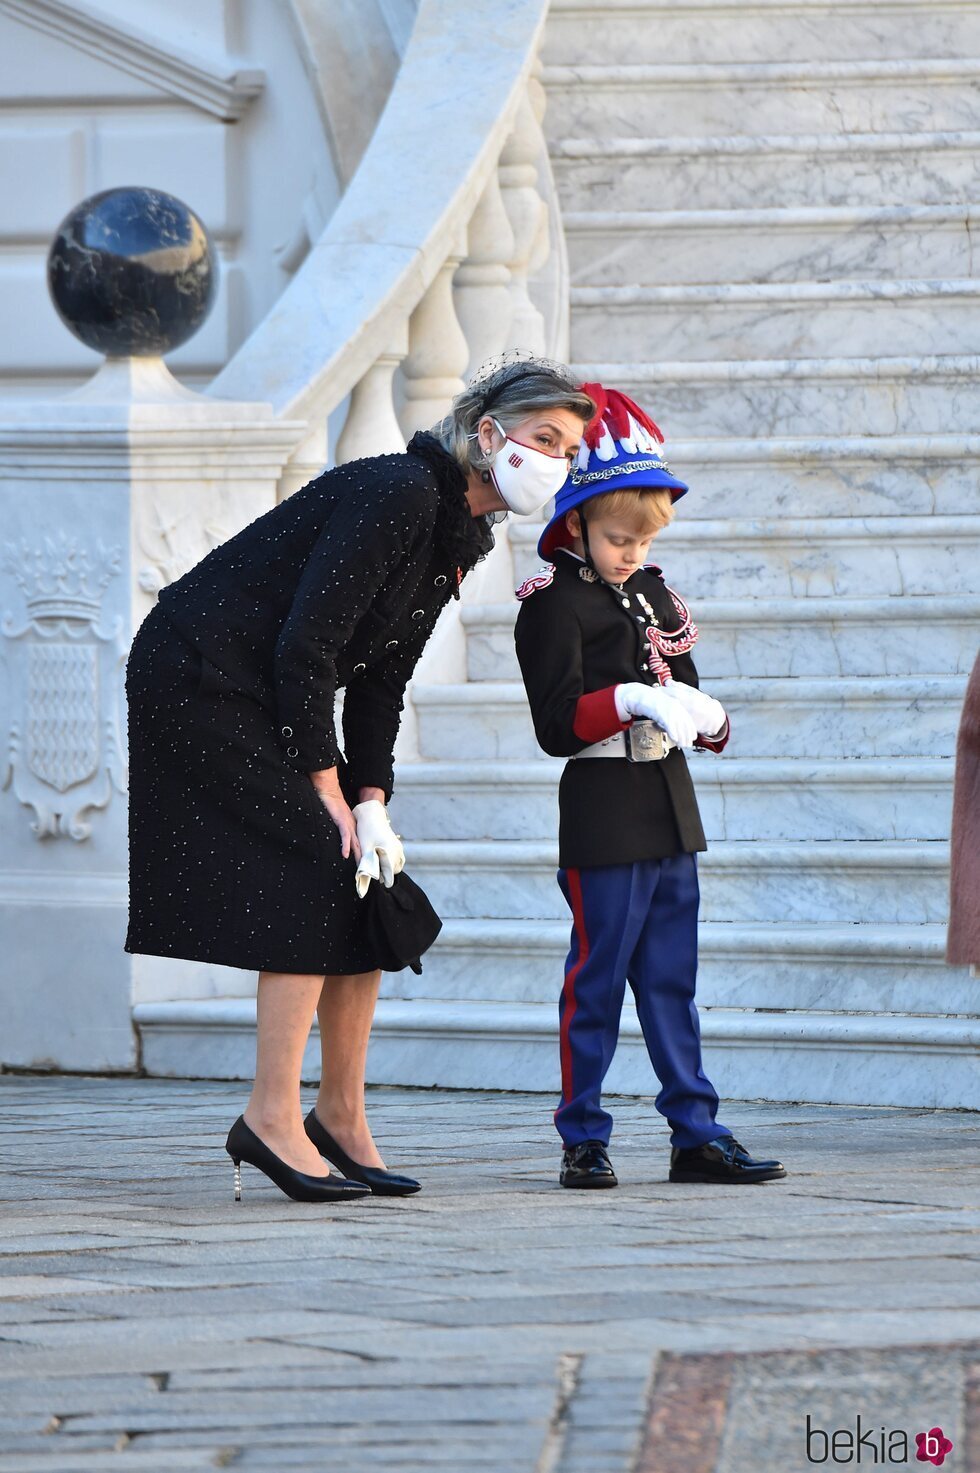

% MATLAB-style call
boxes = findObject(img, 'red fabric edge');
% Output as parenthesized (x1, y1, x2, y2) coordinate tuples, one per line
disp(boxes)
(572, 686, 632, 744)
(695, 714, 731, 754)
(557, 867, 589, 1121)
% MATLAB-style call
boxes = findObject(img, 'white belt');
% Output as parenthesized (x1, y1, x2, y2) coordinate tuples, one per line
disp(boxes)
(571, 732, 629, 758)
(569, 728, 676, 761)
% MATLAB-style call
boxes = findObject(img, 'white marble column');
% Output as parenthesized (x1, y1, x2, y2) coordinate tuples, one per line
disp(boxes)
(398, 230, 470, 439)
(499, 86, 548, 355)
(336, 323, 409, 463)
(454, 170, 515, 380)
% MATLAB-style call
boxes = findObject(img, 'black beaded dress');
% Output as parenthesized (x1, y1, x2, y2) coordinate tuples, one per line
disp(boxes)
(123, 431, 493, 974)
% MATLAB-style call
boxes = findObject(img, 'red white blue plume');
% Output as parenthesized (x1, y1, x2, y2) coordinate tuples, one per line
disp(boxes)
(577, 383, 666, 470)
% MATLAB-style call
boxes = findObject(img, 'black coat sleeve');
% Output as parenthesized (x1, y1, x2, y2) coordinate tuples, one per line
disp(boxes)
(273, 472, 433, 772)
(513, 588, 596, 759)
(340, 603, 441, 804)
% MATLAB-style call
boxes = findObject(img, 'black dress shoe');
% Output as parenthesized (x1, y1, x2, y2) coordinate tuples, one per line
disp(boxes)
(304, 1108, 421, 1196)
(559, 1140, 618, 1189)
(225, 1116, 371, 1203)
(669, 1134, 787, 1184)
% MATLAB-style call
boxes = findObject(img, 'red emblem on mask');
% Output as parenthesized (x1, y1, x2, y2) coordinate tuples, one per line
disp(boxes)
(508, 451, 523, 468)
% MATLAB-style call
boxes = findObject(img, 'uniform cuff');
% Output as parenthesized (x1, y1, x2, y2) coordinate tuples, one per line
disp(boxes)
(573, 686, 632, 745)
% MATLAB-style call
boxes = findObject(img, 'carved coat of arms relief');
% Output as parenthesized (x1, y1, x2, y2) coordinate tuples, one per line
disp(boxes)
(1, 530, 127, 840)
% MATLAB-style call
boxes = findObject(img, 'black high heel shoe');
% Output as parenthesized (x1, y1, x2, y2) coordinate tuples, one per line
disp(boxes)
(225, 1115, 371, 1203)
(304, 1108, 421, 1196)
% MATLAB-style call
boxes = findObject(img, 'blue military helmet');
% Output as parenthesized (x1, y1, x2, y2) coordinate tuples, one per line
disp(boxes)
(537, 383, 688, 561)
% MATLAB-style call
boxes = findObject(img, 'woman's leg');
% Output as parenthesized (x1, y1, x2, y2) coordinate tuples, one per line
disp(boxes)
(243, 970, 331, 1176)
(314, 969, 386, 1169)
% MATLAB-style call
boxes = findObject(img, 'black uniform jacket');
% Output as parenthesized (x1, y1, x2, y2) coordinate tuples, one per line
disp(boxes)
(513, 547, 729, 869)
(156, 431, 492, 806)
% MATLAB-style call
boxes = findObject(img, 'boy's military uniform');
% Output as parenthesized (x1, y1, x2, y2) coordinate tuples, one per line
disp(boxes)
(514, 546, 731, 1157)
(514, 548, 726, 869)
(513, 384, 786, 1186)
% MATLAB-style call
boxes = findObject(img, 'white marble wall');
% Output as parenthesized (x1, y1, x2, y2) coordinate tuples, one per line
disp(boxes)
(0, 364, 299, 1067)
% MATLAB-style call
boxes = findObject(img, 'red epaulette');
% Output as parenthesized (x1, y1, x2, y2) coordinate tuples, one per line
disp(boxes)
(515, 563, 556, 600)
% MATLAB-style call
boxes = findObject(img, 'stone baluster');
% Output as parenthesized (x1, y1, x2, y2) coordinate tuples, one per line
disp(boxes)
(336, 323, 409, 464)
(277, 422, 328, 502)
(526, 61, 554, 288)
(453, 170, 515, 381)
(499, 80, 548, 356)
(398, 227, 470, 438)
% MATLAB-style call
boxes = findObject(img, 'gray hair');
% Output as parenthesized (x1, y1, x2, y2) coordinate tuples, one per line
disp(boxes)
(430, 357, 596, 473)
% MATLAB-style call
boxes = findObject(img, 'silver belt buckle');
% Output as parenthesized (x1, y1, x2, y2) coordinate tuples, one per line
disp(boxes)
(625, 718, 670, 762)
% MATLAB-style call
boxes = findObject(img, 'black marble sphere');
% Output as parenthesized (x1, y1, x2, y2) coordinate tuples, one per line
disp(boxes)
(47, 187, 218, 357)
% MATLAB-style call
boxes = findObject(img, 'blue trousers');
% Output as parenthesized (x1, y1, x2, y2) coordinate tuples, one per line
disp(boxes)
(554, 853, 731, 1150)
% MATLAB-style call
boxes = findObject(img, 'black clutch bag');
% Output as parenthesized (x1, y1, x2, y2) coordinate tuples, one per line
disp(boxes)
(360, 868, 443, 974)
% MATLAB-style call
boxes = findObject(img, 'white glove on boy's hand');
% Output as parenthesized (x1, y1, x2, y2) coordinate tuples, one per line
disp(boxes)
(351, 799, 406, 898)
(663, 678, 728, 738)
(614, 682, 699, 749)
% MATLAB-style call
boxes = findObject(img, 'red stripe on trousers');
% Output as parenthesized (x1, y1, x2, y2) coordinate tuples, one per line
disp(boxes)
(559, 867, 590, 1110)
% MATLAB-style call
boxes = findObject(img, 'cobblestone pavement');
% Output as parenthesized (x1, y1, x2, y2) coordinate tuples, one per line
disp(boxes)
(1, 1076, 978, 1472)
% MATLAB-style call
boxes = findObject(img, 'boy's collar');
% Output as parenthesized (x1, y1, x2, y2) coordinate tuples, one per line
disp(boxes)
(554, 547, 596, 580)
(554, 544, 634, 590)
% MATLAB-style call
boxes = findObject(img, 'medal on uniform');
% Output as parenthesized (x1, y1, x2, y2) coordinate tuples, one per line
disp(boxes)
(635, 591, 659, 627)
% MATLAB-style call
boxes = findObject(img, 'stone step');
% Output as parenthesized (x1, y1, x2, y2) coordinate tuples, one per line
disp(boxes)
(570, 360, 980, 448)
(411, 676, 966, 760)
(569, 279, 980, 361)
(544, 0, 980, 67)
(387, 758, 954, 841)
(574, 431, 980, 519)
(565, 205, 980, 287)
(461, 595, 980, 681)
(134, 996, 980, 1109)
(550, 130, 980, 211)
(402, 838, 951, 926)
(509, 515, 980, 598)
(655, 434, 980, 519)
(384, 918, 968, 1018)
(543, 58, 980, 138)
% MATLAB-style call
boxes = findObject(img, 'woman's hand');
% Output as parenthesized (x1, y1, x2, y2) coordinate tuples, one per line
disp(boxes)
(309, 769, 362, 863)
(351, 799, 406, 898)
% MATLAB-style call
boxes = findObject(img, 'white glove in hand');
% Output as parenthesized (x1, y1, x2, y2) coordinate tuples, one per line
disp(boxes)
(614, 682, 699, 749)
(351, 799, 406, 898)
(663, 678, 727, 738)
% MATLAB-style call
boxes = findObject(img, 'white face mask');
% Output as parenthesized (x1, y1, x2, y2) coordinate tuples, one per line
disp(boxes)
(484, 416, 570, 515)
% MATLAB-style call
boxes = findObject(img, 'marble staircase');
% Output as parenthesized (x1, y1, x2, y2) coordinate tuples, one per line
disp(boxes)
(372, 0, 979, 1107)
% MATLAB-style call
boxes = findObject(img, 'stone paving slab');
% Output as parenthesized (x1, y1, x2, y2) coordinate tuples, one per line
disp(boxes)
(1, 1075, 978, 1471)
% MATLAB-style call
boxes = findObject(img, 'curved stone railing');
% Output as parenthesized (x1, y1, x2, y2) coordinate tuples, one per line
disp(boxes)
(206, 0, 563, 493)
